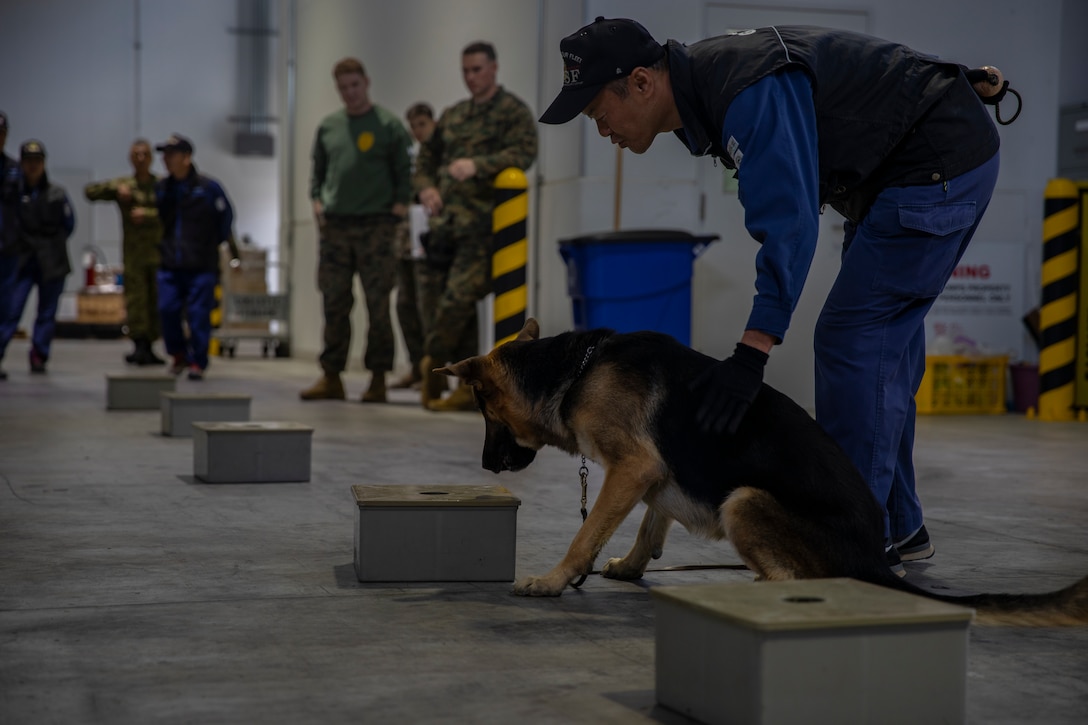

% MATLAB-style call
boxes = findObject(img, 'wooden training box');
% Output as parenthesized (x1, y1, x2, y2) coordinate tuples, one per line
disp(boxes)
(192, 421, 312, 483)
(77, 292, 126, 324)
(352, 484, 521, 582)
(106, 374, 176, 410)
(651, 578, 973, 725)
(161, 392, 251, 437)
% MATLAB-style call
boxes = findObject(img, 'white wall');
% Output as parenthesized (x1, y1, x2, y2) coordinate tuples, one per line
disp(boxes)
(287, 0, 543, 372)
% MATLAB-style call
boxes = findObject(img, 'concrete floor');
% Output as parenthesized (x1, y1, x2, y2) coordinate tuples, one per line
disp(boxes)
(1, 337, 1087, 725)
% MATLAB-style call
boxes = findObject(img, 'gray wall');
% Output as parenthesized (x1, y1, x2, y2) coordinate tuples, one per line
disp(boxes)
(2, 0, 1085, 407)
(0, 0, 280, 326)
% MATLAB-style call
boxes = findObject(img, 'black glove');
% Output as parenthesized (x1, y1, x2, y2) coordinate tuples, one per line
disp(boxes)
(691, 342, 769, 435)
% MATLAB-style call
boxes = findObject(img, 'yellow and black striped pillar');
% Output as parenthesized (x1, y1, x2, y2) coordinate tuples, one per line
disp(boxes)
(1077, 183, 1088, 410)
(492, 168, 529, 347)
(1038, 178, 1081, 420)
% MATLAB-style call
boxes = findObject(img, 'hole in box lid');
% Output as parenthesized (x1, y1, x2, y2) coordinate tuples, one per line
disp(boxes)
(419, 491, 450, 495)
(782, 596, 825, 604)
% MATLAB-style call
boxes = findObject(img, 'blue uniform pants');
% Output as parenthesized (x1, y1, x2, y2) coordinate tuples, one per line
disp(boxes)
(0, 256, 66, 362)
(814, 152, 1000, 541)
(158, 268, 217, 370)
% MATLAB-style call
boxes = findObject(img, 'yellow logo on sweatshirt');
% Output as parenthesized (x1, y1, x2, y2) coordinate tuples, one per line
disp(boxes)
(356, 132, 375, 153)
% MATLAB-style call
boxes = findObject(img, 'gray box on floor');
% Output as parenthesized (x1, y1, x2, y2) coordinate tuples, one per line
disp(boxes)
(192, 421, 313, 483)
(106, 374, 177, 410)
(352, 484, 521, 582)
(652, 578, 973, 725)
(161, 393, 252, 437)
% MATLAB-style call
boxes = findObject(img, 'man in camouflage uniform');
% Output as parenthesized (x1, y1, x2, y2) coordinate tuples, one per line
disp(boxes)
(85, 139, 164, 365)
(301, 57, 413, 403)
(414, 41, 538, 411)
(389, 102, 436, 391)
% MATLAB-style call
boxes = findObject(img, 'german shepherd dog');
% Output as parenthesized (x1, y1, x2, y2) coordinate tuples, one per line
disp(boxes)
(438, 319, 1088, 626)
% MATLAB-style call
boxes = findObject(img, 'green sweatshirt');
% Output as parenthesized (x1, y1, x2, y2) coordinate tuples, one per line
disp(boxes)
(311, 105, 412, 216)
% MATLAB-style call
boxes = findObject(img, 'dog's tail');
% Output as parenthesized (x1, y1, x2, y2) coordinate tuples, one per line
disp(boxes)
(874, 572, 1088, 626)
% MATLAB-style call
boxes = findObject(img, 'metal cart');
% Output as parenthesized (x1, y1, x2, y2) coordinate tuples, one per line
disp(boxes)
(212, 243, 291, 358)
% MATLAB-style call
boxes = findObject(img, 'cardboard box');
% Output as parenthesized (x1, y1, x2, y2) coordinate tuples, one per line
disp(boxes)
(78, 292, 126, 324)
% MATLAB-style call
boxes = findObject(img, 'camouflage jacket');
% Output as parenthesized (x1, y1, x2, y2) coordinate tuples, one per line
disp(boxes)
(413, 87, 537, 235)
(84, 174, 163, 251)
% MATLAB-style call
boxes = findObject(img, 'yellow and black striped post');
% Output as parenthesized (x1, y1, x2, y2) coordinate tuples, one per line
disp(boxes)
(1077, 183, 1088, 410)
(1038, 178, 1081, 420)
(492, 168, 529, 347)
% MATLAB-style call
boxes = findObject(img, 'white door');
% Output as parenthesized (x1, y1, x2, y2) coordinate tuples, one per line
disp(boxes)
(692, 5, 869, 410)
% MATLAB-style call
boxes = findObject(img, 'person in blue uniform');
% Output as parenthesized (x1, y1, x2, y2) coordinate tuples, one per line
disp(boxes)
(540, 18, 1002, 574)
(0, 140, 75, 376)
(154, 134, 237, 381)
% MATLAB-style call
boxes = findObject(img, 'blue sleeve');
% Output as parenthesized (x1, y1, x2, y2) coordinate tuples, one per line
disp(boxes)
(722, 70, 821, 342)
(208, 181, 234, 242)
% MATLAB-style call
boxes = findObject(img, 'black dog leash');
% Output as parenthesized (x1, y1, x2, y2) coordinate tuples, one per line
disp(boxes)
(966, 65, 1022, 126)
(570, 346, 595, 589)
(570, 455, 591, 589)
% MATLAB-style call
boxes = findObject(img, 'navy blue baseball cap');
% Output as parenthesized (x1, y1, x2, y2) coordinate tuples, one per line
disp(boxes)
(539, 17, 665, 124)
(155, 133, 194, 154)
(20, 139, 46, 160)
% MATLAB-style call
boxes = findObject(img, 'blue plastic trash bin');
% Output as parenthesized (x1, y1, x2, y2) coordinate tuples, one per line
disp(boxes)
(558, 229, 718, 346)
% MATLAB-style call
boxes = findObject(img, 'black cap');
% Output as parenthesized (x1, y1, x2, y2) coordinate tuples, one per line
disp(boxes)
(155, 133, 194, 154)
(20, 140, 46, 160)
(539, 17, 665, 125)
(0, 111, 8, 131)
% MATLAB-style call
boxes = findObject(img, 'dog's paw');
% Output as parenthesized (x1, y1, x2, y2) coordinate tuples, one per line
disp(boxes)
(601, 557, 646, 581)
(512, 574, 567, 597)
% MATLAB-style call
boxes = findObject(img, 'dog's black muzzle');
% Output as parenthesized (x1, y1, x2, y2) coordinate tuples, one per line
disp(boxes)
(482, 423, 537, 473)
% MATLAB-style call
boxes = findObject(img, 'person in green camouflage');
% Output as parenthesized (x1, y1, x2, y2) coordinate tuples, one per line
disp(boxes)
(414, 40, 538, 411)
(389, 102, 435, 391)
(301, 57, 413, 403)
(84, 139, 164, 365)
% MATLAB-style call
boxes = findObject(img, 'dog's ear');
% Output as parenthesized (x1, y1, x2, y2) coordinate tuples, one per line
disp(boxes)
(517, 318, 540, 341)
(435, 357, 483, 386)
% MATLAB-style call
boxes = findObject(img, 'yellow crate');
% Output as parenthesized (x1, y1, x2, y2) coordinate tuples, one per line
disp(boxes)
(916, 355, 1008, 415)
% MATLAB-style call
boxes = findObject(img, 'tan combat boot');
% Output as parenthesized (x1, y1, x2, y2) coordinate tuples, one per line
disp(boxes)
(426, 383, 477, 412)
(361, 372, 387, 403)
(299, 372, 346, 400)
(419, 355, 447, 409)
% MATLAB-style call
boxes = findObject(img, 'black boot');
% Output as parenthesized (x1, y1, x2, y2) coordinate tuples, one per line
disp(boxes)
(125, 339, 141, 364)
(133, 339, 166, 366)
(142, 340, 166, 366)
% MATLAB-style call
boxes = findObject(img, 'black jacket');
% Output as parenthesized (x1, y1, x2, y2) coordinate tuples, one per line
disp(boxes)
(18, 173, 73, 282)
(156, 164, 234, 273)
(1, 152, 21, 256)
(668, 26, 1000, 222)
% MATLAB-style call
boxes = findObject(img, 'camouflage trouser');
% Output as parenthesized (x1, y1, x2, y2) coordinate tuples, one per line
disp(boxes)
(418, 231, 489, 364)
(123, 239, 161, 341)
(395, 257, 424, 368)
(317, 216, 398, 373)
